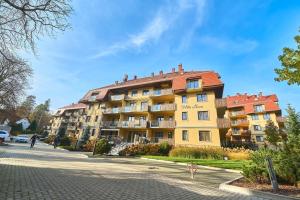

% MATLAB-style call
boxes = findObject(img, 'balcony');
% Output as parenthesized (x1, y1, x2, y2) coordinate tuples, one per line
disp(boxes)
(229, 110, 246, 118)
(122, 105, 148, 113)
(121, 120, 148, 128)
(103, 107, 121, 114)
(101, 121, 120, 129)
(150, 88, 173, 97)
(150, 103, 176, 112)
(151, 138, 174, 145)
(230, 130, 251, 137)
(67, 125, 76, 131)
(150, 120, 176, 128)
(215, 98, 227, 108)
(276, 116, 286, 123)
(217, 118, 231, 128)
(110, 94, 125, 101)
(231, 120, 249, 127)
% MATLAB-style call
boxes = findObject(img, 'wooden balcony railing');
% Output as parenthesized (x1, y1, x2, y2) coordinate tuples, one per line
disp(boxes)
(121, 120, 148, 128)
(229, 130, 251, 136)
(101, 121, 120, 128)
(103, 107, 121, 114)
(150, 120, 176, 128)
(150, 88, 173, 97)
(231, 120, 249, 127)
(215, 98, 227, 108)
(110, 94, 125, 101)
(67, 126, 76, 130)
(217, 118, 231, 128)
(229, 110, 246, 117)
(150, 103, 176, 112)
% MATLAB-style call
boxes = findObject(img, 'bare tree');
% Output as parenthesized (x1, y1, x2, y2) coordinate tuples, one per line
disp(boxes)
(0, 53, 32, 109)
(0, 0, 72, 61)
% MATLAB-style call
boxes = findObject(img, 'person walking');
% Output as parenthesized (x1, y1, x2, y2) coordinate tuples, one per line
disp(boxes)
(30, 134, 38, 148)
(53, 136, 60, 149)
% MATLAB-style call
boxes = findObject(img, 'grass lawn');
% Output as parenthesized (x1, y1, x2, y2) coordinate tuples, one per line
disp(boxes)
(142, 155, 248, 170)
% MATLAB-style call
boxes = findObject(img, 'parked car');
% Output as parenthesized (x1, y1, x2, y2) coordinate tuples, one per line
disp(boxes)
(0, 130, 10, 142)
(14, 135, 29, 143)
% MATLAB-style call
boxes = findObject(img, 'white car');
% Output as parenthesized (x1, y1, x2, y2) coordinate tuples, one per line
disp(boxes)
(14, 135, 29, 143)
(0, 130, 10, 142)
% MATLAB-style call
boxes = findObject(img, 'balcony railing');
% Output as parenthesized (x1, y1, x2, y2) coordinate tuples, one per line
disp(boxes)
(229, 110, 246, 117)
(110, 94, 125, 101)
(217, 118, 231, 128)
(230, 130, 251, 136)
(151, 138, 174, 144)
(150, 103, 176, 112)
(215, 98, 227, 108)
(67, 126, 76, 130)
(231, 120, 249, 127)
(101, 121, 120, 128)
(121, 120, 148, 128)
(122, 105, 148, 113)
(276, 116, 286, 123)
(150, 88, 173, 97)
(150, 120, 176, 128)
(103, 107, 121, 114)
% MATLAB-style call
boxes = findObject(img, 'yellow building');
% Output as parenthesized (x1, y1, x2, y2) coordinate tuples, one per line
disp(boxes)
(50, 103, 86, 138)
(52, 64, 284, 147)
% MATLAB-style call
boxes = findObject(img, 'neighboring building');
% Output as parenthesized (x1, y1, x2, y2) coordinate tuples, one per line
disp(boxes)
(223, 93, 285, 145)
(50, 103, 86, 138)
(51, 64, 285, 147)
(16, 118, 30, 130)
(0, 119, 11, 132)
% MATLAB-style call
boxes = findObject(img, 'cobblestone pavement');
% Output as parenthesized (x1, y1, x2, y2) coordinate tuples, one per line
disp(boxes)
(0, 142, 270, 200)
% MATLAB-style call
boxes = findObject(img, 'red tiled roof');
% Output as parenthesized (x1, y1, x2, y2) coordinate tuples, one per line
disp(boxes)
(226, 93, 280, 114)
(59, 103, 86, 110)
(80, 69, 223, 102)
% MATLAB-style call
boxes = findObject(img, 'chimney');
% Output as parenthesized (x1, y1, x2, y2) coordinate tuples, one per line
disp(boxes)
(172, 68, 175, 73)
(133, 75, 137, 80)
(151, 72, 154, 77)
(258, 92, 263, 97)
(115, 81, 119, 85)
(236, 93, 241, 96)
(123, 74, 128, 82)
(159, 70, 163, 76)
(178, 64, 184, 74)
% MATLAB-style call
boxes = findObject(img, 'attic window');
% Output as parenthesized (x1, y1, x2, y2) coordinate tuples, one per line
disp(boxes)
(89, 92, 99, 101)
(187, 79, 199, 89)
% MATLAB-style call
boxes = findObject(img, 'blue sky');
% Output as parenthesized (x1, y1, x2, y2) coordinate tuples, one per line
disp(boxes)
(25, 0, 300, 114)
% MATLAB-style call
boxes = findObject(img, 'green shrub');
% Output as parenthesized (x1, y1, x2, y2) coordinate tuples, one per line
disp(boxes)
(159, 142, 172, 155)
(94, 139, 111, 155)
(119, 143, 173, 156)
(169, 147, 225, 159)
(60, 136, 71, 146)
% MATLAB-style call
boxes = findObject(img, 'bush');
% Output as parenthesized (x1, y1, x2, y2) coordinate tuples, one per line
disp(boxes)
(223, 147, 252, 160)
(44, 135, 55, 144)
(59, 145, 76, 151)
(60, 136, 71, 146)
(83, 139, 97, 152)
(119, 143, 173, 156)
(94, 139, 112, 155)
(169, 146, 225, 160)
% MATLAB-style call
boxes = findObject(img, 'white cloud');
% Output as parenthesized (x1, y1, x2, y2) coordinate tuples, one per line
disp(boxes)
(199, 36, 258, 54)
(91, 0, 207, 58)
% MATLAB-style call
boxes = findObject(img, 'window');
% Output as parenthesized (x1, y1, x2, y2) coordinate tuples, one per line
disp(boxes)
(86, 116, 91, 122)
(182, 130, 188, 141)
(197, 93, 207, 102)
(154, 132, 163, 143)
(131, 90, 138, 97)
(182, 112, 188, 120)
(91, 129, 96, 136)
(154, 89, 161, 95)
(168, 132, 173, 139)
(199, 131, 211, 142)
(88, 104, 92, 110)
(254, 104, 264, 112)
(253, 125, 262, 131)
(198, 111, 209, 120)
(263, 113, 270, 120)
(98, 103, 101, 109)
(187, 79, 199, 89)
(95, 116, 98, 122)
(141, 102, 148, 109)
(142, 90, 149, 96)
(128, 116, 135, 121)
(251, 114, 259, 120)
(256, 136, 264, 142)
(182, 95, 187, 103)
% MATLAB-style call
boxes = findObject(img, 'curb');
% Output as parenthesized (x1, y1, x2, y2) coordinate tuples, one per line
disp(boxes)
(219, 177, 300, 200)
(140, 157, 241, 173)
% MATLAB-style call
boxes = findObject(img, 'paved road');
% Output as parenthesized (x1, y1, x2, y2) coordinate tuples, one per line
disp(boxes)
(0, 142, 269, 200)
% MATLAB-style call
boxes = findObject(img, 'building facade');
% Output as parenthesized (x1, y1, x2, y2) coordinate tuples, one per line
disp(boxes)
(50, 64, 284, 147)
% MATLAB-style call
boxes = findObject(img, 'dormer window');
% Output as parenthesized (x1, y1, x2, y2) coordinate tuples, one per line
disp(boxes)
(254, 104, 264, 112)
(131, 90, 138, 97)
(89, 92, 98, 101)
(187, 79, 199, 89)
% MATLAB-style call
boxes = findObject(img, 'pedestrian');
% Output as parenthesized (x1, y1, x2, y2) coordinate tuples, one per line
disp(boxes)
(30, 134, 38, 148)
(53, 136, 60, 149)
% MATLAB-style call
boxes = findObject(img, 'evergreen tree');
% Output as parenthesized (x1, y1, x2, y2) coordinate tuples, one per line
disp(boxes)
(57, 127, 66, 138)
(80, 126, 90, 145)
(264, 120, 281, 147)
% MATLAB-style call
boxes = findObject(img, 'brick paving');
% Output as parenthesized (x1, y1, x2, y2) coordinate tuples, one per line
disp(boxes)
(0, 142, 271, 200)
